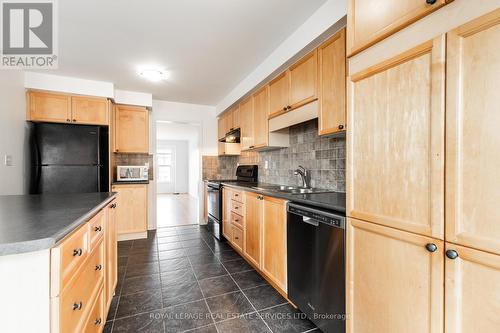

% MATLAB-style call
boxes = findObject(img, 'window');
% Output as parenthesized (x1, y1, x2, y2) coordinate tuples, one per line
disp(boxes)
(157, 148, 174, 183)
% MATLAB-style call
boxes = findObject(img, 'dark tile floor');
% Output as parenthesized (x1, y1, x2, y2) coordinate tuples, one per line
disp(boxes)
(104, 225, 318, 333)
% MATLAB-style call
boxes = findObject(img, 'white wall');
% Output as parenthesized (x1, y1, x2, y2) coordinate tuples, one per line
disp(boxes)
(0, 71, 28, 195)
(157, 140, 189, 194)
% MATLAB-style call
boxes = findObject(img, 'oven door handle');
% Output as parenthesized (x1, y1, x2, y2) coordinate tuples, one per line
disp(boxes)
(207, 188, 219, 193)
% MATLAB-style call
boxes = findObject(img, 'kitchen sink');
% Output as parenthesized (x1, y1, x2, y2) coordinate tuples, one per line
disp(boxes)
(252, 185, 330, 195)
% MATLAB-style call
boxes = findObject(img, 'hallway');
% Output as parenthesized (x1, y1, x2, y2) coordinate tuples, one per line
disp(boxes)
(157, 194, 199, 227)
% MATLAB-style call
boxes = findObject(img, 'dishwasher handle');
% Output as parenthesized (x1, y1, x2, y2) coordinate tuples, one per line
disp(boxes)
(302, 216, 320, 227)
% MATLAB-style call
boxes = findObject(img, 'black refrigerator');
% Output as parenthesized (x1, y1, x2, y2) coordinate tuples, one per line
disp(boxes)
(29, 123, 109, 194)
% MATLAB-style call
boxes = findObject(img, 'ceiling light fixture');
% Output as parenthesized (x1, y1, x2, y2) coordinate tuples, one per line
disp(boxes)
(138, 69, 168, 82)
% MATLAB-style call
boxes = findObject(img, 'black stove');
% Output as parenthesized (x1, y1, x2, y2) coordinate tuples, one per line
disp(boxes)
(206, 165, 258, 240)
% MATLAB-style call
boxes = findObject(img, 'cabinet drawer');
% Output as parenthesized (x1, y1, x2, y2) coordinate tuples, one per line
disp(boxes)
(57, 240, 105, 333)
(231, 190, 243, 203)
(231, 200, 244, 216)
(82, 285, 105, 333)
(232, 226, 244, 251)
(231, 211, 244, 229)
(89, 210, 106, 251)
(51, 223, 90, 295)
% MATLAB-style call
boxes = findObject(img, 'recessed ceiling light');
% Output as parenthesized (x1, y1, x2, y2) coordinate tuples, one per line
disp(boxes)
(138, 69, 168, 82)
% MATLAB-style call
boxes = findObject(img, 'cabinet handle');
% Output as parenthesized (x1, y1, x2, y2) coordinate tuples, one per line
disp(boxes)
(283, 107, 287, 111)
(287, 105, 292, 110)
(95, 264, 103, 271)
(72, 302, 83, 311)
(95, 226, 102, 232)
(111, 203, 117, 209)
(338, 124, 344, 130)
(425, 243, 437, 253)
(235, 236, 239, 240)
(446, 250, 459, 260)
(66, 119, 71, 122)
(72, 119, 76, 122)
(426, 0, 437, 4)
(94, 318, 102, 326)
(249, 146, 255, 149)
(235, 194, 238, 197)
(235, 219, 239, 222)
(72, 248, 83, 257)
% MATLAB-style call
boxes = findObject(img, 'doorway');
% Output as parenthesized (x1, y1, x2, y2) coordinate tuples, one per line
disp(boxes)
(155, 121, 202, 227)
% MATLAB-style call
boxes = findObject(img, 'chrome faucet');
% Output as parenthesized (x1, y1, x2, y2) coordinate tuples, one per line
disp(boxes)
(294, 166, 310, 188)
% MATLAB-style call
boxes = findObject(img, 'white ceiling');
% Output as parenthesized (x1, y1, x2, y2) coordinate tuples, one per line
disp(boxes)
(55, 0, 328, 105)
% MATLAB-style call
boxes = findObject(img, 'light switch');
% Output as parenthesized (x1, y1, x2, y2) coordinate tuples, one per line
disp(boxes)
(4, 154, 13, 166)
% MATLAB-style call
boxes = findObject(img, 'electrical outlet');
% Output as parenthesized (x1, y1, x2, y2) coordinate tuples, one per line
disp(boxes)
(4, 154, 13, 166)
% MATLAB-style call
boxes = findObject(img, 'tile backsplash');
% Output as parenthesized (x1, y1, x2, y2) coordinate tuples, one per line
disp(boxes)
(202, 119, 346, 192)
(113, 153, 154, 180)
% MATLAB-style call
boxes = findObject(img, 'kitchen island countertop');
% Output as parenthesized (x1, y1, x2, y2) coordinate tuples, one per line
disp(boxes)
(0, 192, 116, 256)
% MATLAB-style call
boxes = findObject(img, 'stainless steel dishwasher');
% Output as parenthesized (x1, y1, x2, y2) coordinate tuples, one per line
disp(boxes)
(287, 202, 346, 333)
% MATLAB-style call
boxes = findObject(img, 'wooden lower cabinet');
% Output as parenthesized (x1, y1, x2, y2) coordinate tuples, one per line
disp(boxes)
(445, 243, 500, 333)
(105, 201, 118, 309)
(222, 188, 232, 240)
(346, 218, 443, 333)
(111, 184, 148, 237)
(261, 196, 287, 293)
(51, 199, 117, 333)
(244, 192, 262, 267)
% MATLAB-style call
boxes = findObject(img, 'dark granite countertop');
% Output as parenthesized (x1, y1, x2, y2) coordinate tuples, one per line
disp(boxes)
(112, 180, 150, 185)
(221, 182, 346, 213)
(0, 192, 117, 256)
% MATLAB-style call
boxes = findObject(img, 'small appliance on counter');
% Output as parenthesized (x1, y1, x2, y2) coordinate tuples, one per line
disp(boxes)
(116, 165, 149, 182)
(206, 165, 258, 240)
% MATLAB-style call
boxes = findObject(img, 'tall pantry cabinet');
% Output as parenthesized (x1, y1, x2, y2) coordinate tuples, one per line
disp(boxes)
(346, 8, 500, 333)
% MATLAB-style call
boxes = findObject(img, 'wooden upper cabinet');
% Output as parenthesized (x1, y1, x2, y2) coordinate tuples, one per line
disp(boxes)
(444, 243, 500, 333)
(28, 91, 71, 123)
(71, 96, 109, 125)
(347, 0, 449, 56)
(289, 49, 318, 109)
(318, 28, 346, 136)
(239, 97, 254, 151)
(218, 117, 225, 140)
(269, 72, 290, 118)
(232, 106, 240, 130)
(252, 86, 270, 148)
(114, 105, 149, 153)
(347, 36, 445, 239)
(445, 9, 500, 256)
(347, 218, 444, 333)
(261, 196, 287, 293)
(244, 192, 262, 268)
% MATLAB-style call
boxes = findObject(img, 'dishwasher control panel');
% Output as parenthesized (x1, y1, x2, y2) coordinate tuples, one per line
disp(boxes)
(288, 204, 345, 229)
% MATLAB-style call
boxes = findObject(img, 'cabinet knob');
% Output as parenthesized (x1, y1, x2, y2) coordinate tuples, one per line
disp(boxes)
(95, 264, 103, 271)
(72, 248, 83, 257)
(426, 0, 437, 4)
(235, 194, 238, 197)
(446, 249, 459, 260)
(287, 105, 292, 110)
(66, 119, 71, 122)
(94, 318, 102, 326)
(95, 226, 102, 232)
(425, 243, 437, 253)
(72, 119, 76, 122)
(111, 203, 117, 209)
(235, 236, 239, 240)
(338, 124, 344, 130)
(72, 301, 83, 311)
(283, 107, 287, 111)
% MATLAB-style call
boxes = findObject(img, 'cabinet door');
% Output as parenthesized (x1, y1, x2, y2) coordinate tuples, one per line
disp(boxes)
(114, 105, 149, 153)
(347, 36, 445, 239)
(218, 117, 225, 140)
(261, 196, 287, 292)
(239, 97, 254, 150)
(289, 50, 318, 109)
(446, 10, 500, 255)
(111, 184, 147, 235)
(244, 192, 262, 268)
(28, 91, 71, 123)
(105, 201, 117, 309)
(445, 243, 500, 333)
(232, 106, 240, 130)
(318, 28, 346, 136)
(347, 218, 443, 333)
(252, 86, 270, 148)
(269, 72, 289, 117)
(222, 188, 232, 241)
(225, 109, 234, 132)
(347, 0, 448, 55)
(71, 96, 109, 125)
